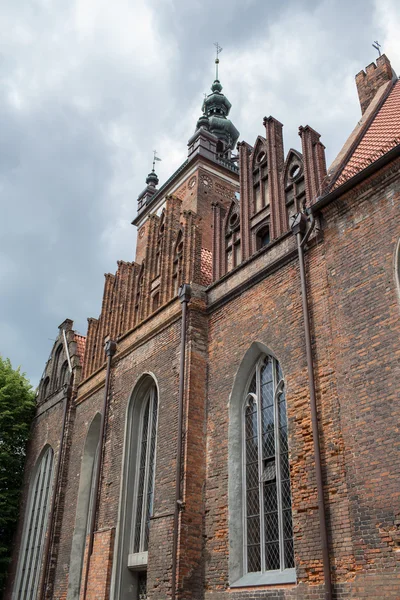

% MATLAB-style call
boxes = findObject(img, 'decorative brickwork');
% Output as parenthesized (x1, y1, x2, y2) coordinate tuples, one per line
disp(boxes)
(6, 58, 400, 600)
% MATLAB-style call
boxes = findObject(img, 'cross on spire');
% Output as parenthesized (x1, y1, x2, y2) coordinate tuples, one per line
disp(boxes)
(214, 42, 223, 80)
(372, 40, 382, 57)
(152, 150, 162, 172)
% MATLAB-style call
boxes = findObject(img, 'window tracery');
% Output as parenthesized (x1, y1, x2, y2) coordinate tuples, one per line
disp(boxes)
(284, 150, 305, 226)
(172, 231, 184, 296)
(252, 142, 269, 215)
(14, 446, 54, 600)
(225, 201, 241, 272)
(243, 356, 294, 576)
(113, 377, 159, 598)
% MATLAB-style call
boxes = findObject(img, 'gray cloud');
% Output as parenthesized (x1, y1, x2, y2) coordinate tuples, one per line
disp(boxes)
(0, 0, 398, 386)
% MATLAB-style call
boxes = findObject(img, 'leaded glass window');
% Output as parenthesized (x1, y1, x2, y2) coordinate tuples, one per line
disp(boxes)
(131, 384, 158, 554)
(243, 356, 294, 574)
(14, 446, 54, 600)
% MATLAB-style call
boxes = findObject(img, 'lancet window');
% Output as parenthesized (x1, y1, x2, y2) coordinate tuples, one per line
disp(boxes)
(172, 231, 184, 296)
(284, 151, 305, 227)
(60, 361, 70, 387)
(52, 344, 63, 390)
(252, 146, 269, 215)
(225, 201, 241, 273)
(243, 356, 294, 575)
(14, 446, 54, 600)
(66, 414, 101, 600)
(131, 384, 158, 555)
(114, 377, 159, 599)
(255, 223, 270, 251)
(155, 212, 165, 277)
(134, 264, 145, 325)
(41, 376, 50, 401)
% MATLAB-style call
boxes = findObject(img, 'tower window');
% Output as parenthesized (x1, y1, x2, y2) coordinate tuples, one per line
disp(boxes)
(256, 225, 270, 250)
(216, 140, 224, 155)
(152, 292, 160, 312)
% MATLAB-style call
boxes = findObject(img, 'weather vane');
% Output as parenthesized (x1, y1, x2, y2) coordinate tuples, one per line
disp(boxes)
(372, 40, 381, 57)
(214, 42, 223, 80)
(152, 150, 162, 171)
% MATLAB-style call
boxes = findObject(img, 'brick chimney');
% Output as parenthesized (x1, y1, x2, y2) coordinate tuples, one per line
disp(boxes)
(355, 54, 393, 115)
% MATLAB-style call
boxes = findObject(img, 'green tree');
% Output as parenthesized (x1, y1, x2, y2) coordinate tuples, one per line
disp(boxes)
(0, 356, 35, 596)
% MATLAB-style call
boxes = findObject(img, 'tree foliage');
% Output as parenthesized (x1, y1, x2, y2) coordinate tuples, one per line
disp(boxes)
(0, 356, 35, 596)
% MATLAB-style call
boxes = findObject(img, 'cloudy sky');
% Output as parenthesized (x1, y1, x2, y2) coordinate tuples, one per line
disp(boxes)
(1, 0, 399, 387)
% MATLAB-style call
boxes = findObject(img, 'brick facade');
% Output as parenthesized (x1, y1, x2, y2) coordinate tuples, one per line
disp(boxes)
(5, 58, 400, 599)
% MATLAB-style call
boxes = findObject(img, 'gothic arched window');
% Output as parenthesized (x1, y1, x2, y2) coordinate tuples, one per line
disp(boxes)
(155, 211, 165, 277)
(13, 446, 54, 600)
(284, 150, 305, 227)
(66, 414, 101, 600)
(243, 356, 294, 576)
(256, 224, 270, 250)
(41, 376, 50, 401)
(172, 231, 184, 296)
(113, 376, 159, 598)
(135, 263, 145, 325)
(225, 200, 241, 273)
(252, 142, 269, 215)
(52, 344, 63, 390)
(60, 361, 70, 387)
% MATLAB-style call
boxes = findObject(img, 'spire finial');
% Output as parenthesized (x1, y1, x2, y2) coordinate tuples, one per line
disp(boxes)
(214, 42, 223, 80)
(152, 150, 162, 172)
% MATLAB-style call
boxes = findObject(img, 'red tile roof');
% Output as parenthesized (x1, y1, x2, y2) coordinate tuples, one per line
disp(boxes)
(333, 80, 400, 188)
(74, 333, 86, 367)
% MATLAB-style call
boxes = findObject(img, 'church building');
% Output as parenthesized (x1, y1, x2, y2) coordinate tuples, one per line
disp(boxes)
(5, 53, 400, 600)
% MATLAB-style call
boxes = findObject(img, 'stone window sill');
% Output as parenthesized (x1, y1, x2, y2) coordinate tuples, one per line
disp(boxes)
(230, 568, 296, 588)
(128, 551, 148, 570)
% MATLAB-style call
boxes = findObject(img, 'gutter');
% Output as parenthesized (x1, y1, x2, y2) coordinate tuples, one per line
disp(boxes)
(291, 213, 332, 600)
(171, 284, 192, 600)
(81, 339, 117, 600)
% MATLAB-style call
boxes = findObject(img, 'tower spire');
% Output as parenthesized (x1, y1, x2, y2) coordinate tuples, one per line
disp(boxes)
(214, 42, 222, 80)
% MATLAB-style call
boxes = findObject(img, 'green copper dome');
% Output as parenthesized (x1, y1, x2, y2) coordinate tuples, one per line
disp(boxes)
(146, 170, 159, 187)
(196, 78, 239, 152)
(196, 112, 210, 130)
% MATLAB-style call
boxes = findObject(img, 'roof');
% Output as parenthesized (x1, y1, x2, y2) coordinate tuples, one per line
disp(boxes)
(74, 333, 86, 367)
(332, 79, 400, 189)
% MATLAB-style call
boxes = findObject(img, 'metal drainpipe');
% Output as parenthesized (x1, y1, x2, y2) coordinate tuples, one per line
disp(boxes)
(39, 329, 74, 600)
(81, 339, 117, 600)
(291, 212, 332, 600)
(171, 284, 192, 600)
